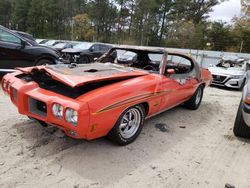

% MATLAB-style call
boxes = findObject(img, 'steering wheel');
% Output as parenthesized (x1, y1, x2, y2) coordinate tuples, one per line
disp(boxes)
(143, 65, 156, 71)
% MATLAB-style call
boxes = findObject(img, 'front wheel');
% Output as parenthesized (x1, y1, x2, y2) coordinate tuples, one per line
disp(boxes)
(108, 105, 145, 146)
(184, 85, 204, 110)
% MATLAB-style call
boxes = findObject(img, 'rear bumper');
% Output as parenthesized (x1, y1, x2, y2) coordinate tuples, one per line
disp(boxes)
(2, 73, 90, 139)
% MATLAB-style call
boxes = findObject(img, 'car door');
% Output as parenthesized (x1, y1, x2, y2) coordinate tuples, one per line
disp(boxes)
(0, 28, 32, 70)
(158, 54, 199, 110)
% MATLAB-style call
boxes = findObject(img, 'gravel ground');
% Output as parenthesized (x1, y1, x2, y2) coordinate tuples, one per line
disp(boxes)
(0, 86, 249, 188)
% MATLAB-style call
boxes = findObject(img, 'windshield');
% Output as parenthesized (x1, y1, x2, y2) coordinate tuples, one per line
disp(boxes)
(73, 42, 93, 50)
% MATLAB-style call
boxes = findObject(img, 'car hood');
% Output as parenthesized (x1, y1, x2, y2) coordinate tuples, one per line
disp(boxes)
(61, 48, 84, 53)
(208, 66, 244, 76)
(16, 63, 149, 88)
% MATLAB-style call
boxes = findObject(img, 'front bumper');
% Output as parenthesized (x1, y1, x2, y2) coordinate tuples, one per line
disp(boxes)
(211, 74, 245, 89)
(2, 73, 90, 139)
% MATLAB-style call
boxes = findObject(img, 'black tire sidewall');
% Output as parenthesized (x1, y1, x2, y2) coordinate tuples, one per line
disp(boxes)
(184, 85, 204, 110)
(35, 59, 54, 66)
(194, 86, 203, 108)
(233, 101, 250, 137)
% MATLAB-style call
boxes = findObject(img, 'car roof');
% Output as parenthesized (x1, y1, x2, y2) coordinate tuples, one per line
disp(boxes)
(110, 45, 192, 58)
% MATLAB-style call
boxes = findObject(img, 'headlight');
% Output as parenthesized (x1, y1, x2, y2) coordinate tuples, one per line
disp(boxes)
(231, 75, 243, 79)
(65, 108, 78, 125)
(52, 103, 63, 118)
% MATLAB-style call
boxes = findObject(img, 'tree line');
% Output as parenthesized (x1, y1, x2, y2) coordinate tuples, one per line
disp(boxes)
(0, 0, 250, 53)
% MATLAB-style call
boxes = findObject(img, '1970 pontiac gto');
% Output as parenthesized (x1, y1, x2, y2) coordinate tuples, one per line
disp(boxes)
(2, 46, 212, 145)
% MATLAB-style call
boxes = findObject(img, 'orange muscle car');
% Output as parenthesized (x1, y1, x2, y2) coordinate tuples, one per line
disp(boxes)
(2, 46, 212, 145)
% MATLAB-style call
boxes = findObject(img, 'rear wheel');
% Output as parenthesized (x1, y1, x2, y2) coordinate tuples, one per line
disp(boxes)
(108, 104, 145, 146)
(184, 85, 204, 110)
(233, 101, 250, 138)
(35, 59, 54, 66)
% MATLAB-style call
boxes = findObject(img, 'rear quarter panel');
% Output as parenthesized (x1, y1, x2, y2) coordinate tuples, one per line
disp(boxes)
(201, 68, 212, 87)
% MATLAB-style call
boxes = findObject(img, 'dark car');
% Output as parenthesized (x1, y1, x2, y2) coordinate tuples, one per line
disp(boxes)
(0, 25, 60, 76)
(61, 42, 112, 64)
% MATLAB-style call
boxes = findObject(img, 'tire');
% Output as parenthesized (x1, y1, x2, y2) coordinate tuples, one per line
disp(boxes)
(184, 85, 204, 110)
(78, 56, 90, 64)
(233, 101, 250, 138)
(35, 59, 54, 66)
(108, 104, 145, 146)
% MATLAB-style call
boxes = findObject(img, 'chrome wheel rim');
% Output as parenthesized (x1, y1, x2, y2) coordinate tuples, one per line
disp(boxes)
(119, 108, 141, 139)
(195, 88, 202, 105)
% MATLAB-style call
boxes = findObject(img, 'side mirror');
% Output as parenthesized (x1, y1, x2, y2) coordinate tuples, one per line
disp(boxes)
(89, 47, 95, 52)
(167, 69, 175, 75)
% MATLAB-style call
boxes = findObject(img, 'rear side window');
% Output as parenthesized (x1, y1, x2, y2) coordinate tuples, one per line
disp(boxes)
(0, 29, 21, 44)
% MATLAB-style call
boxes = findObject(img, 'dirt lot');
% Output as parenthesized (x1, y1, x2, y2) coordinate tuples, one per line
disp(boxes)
(1, 86, 250, 188)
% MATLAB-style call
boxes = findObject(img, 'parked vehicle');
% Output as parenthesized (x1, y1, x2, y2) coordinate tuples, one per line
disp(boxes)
(41, 40, 62, 47)
(2, 46, 212, 145)
(36, 39, 49, 44)
(233, 80, 250, 138)
(52, 42, 79, 54)
(61, 42, 112, 64)
(208, 56, 250, 90)
(0, 25, 60, 76)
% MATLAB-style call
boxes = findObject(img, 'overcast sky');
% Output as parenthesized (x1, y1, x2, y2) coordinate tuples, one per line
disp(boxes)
(208, 0, 242, 23)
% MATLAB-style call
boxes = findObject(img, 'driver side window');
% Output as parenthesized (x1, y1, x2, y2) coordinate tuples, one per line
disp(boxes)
(165, 55, 192, 75)
(0, 29, 21, 44)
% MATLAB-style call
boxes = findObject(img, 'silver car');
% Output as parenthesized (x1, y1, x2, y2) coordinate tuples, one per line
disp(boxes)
(234, 81, 250, 138)
(208, 56, 250, 90)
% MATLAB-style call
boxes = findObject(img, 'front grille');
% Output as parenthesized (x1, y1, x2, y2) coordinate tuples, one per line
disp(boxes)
(28, 97, 47, 117)
(212, 75, 227, 83)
